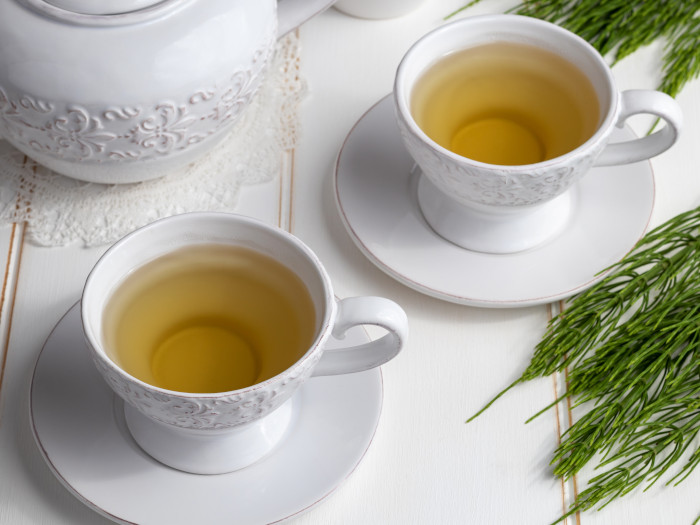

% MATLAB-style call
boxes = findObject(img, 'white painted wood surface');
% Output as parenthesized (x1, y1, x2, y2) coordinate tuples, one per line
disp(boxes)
(1, 1, 700, 524)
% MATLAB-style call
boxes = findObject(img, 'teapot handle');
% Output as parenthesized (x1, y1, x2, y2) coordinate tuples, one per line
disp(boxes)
(277, 0, 334, 37)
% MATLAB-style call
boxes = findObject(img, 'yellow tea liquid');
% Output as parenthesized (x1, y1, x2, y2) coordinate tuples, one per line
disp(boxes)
(410, 42, 600, 165)
(103, 244, 316, 393)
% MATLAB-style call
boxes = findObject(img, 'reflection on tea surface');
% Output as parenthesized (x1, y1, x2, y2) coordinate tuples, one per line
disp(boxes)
(104, 244, 316, 393)
(411, 42, 600, 165)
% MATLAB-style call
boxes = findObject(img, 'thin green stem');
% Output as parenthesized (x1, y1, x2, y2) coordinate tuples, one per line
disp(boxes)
(467, 205, 700, 524)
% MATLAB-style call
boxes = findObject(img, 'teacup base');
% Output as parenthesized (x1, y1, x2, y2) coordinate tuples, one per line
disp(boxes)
(124, 398, 294, 475)
(417, 175, 572, 254)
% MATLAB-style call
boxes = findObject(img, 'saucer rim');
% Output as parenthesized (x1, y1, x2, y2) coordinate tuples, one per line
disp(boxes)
(334, 94, 655, 308)
(30, 302, 383, 525)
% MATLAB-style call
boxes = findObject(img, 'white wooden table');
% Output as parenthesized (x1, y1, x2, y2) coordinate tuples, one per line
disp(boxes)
(1, 1, 699, 524)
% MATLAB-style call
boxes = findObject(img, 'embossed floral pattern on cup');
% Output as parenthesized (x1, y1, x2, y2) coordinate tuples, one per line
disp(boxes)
(88, 339, 324, 430)
(395, 105, 609, 208)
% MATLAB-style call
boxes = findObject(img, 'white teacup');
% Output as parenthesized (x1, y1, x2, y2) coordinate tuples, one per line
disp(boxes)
(81, 212, 408, 474)
(394, 15, 682, 254)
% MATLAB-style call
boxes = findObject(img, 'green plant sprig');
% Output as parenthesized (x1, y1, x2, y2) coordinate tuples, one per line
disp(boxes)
(468, 206, 700, 524)
(446, 0, 700, 99)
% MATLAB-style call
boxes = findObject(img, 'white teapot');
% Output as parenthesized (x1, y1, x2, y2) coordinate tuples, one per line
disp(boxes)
(0, 0, 326, 183)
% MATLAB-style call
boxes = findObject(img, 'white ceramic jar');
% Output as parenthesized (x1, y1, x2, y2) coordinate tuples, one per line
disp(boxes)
(0, 0, 319, 183)
(334, 0, 425, 19)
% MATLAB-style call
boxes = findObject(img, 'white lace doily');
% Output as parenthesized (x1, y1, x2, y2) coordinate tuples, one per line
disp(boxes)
(0, 33, 306, 247)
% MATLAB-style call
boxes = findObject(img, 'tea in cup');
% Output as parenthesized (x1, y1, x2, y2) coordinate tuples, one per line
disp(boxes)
(82, 212, 408, 474)
(394, 15, 682, 253)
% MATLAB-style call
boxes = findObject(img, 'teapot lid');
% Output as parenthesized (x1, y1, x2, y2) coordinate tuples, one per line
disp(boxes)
(18, 0, 190, 24)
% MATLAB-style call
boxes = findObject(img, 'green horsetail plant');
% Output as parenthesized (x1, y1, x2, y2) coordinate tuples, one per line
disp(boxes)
(468, 206, 700, 524)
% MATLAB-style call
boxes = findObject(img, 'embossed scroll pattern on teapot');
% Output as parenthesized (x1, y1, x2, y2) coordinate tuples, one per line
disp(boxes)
(0, 0, 321, 183)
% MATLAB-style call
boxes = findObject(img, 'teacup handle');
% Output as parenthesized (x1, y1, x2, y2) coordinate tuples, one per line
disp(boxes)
(311, 297, 408, 376)
(594, 89, 683, 166)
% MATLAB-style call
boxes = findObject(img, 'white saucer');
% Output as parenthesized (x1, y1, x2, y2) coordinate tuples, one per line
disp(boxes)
(334, 95, 655, 307)
(30, 303, 383, 525)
